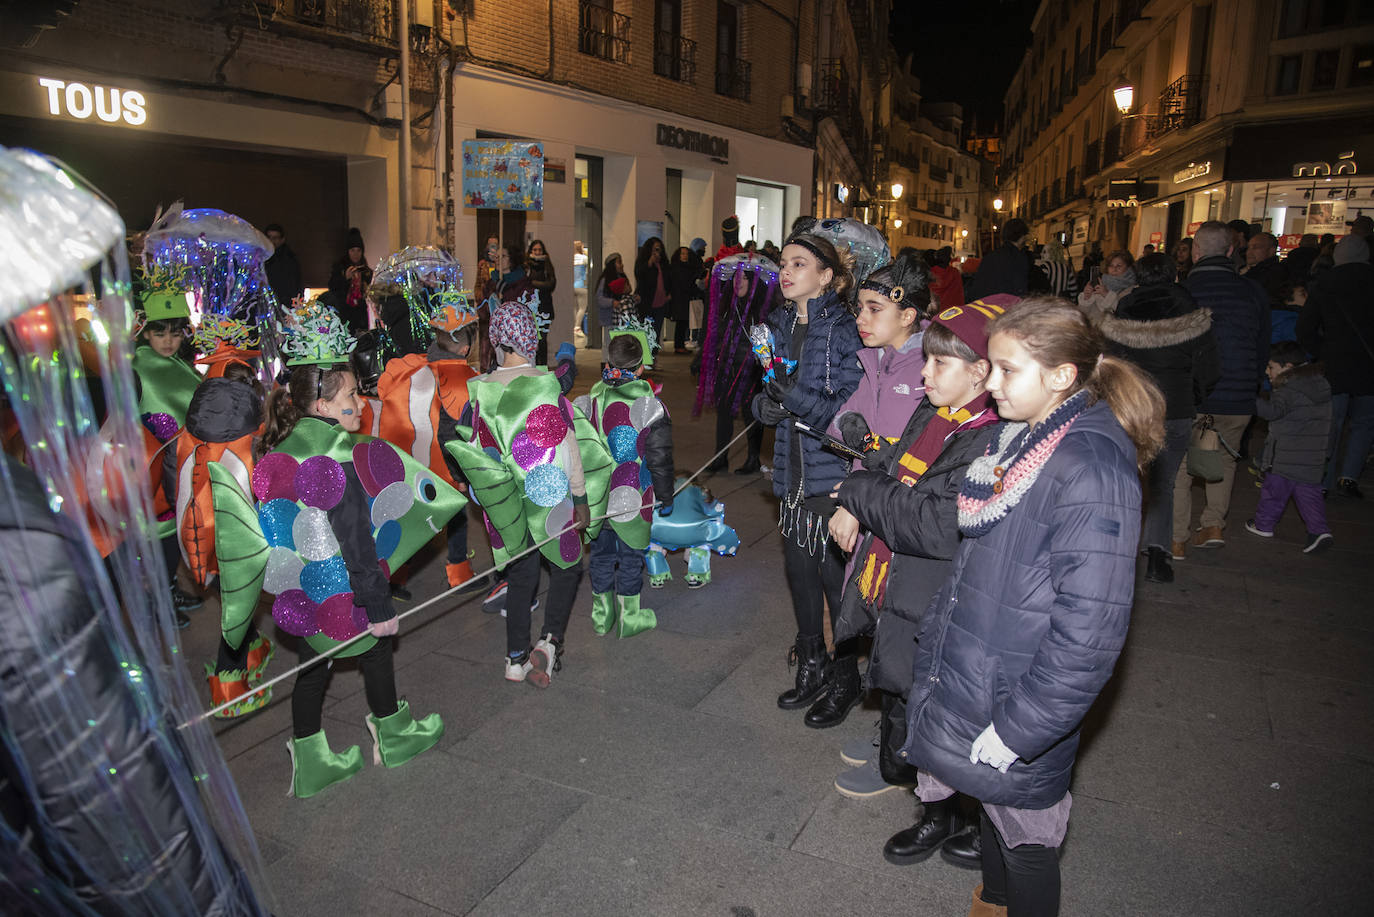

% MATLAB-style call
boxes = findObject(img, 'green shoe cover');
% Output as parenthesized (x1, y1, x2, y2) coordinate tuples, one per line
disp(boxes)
(591, 590, 616, 636)
(616, 593, 657, 639)
(366, 699, 444, 768)
(288, 730, 363, 798)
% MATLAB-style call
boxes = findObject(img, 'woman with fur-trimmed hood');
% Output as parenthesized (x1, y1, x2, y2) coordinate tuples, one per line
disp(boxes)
(1100, 252, 1220, 583)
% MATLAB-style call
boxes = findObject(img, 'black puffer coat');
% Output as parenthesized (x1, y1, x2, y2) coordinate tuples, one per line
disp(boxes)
(1298, 260, 1374, 396)
(1101, 283, 1220, 420)
(1185, 255, 1269, 415)
(832, 398, 999, 698)
(1256, 362, 1331, 484)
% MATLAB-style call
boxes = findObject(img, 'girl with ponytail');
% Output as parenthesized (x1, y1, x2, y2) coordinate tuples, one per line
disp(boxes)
(897, 297, 1164, 915)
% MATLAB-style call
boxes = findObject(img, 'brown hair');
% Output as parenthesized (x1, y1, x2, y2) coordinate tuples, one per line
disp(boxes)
(786, 233, 857, 302)
(260, 363, 353, 454)
(922, 320, 985, 367)
(221, 360, 266, 402)
(989, 296, 1165, 466)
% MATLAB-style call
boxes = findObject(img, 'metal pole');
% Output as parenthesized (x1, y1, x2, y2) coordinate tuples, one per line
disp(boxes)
(398, 0, 411, 247)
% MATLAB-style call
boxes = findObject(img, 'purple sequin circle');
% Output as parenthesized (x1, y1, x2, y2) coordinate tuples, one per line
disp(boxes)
(144, 412, 179, 443)
(253, 452, 300, 502)
(476, 419, 498, 449)
(560, 397, 575, 427)
(559, 530, 582, 563)
(511, 432, 553, 470)
(610, 462, 640, 490)
(318, 593, 367, 641)
(354, 441, 404, 495)
(485, 515, 504, 549)
(525, 403, 568, 448)
(607, 425, 638, 463)
(636, 427, 651, 459)
(296, 456, 346, 510)
(641, 485, 656, 522)
(272, 589, 319, 637)
(602, 401, 631, 431)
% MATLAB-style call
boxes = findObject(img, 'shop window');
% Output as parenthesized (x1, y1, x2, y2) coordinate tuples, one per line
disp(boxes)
(1352, 44, 1374, 85)
(1275, 54, 1302, 94)
(1312, 48, 1341, 88)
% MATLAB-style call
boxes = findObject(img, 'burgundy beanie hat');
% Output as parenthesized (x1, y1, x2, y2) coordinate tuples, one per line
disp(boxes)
(929, 294, 1021, 360)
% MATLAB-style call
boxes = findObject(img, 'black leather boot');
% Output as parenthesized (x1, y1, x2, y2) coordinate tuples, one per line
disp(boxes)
(804, 653, 863, 728)
(1145, 546, 1174, 583)
(939, 823, 983, 870)
(883, 796, 961, 866)
(705, 455, 729, 474)
(733, 451, 762, 475)
(777, 634, 828, 710)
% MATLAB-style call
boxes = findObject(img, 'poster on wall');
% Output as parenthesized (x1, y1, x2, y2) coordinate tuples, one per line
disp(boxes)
(1305, 201, 1346, 235)
(462, 140, 544, 210)
(636, 220, 664, 249)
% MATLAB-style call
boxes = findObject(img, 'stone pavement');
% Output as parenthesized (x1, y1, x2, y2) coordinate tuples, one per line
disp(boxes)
(177, 346, 1374, 916)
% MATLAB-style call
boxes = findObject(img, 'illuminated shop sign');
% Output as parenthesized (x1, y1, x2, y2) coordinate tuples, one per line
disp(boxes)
(1172, 161, 1211, 184)
(1292, 151, 1358, 177)
(38, 77, 146, 126)
(656, 123, 729, 161)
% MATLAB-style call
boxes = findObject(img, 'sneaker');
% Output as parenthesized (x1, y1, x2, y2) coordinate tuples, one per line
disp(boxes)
(1170, 540, 1188, 561)
(482, 581, 535, 616)
(530, 633, 562, 687)
(834, 760, 910, 799)
(504, 651, 533, 683)
(171, 582, 202, 612)
(1244, 519, 1273, 538)
(1191, 525, 1225, 548)
(1304, 532, 1334, 554)
(1336, 478, 1364, 499)
(840, 728, 879, 767)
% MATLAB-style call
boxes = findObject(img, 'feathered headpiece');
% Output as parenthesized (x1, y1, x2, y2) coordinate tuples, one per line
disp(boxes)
(609, 313, 659, 369)
(277, 296, 355, 366)
(193, 315, 261, 376)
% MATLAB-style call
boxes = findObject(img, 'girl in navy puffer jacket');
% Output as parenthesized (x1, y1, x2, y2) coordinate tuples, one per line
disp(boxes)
(903, 298, 1164, 916)
(751, 232, 863, 719)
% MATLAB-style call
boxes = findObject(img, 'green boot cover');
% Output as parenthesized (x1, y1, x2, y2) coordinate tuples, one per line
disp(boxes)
(616, 593, 657, 639)
(591, 590, 616, 636)
(288, 730, 363, 798)
(366, 699, 444, 768)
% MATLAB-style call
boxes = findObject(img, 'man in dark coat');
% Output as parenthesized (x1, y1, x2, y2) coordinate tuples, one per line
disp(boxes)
(1297, 234, 1374, 497)
(1174, 221, 1269, 553)
(968, 219, 1033, 299)
(1242, 232, 1287, 311)
(264, 222, 303, 306)
(1284, 233, 1320, 284)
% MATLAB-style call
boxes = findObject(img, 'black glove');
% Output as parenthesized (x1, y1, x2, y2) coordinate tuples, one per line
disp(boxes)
(836, 412, 874, 453)
(763, 372, 797, 405)
(751, 392, 789, 427)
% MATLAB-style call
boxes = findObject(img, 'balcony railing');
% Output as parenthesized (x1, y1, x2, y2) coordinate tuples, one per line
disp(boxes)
(1147, 74, 1204, 141)
(267, 0, 397, 47)
(817, 58, 859, 144)
(928, 162, 948, 183)
(716, 56, 751, 100)
(1084, 139, 1102, 176)
(654, 31, 696, 83)
(579, 1, 630, 63)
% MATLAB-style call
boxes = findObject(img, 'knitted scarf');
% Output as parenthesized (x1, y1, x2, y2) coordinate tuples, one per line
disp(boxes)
(957, 389, 1090, 537)
(857, 395, 998, 607)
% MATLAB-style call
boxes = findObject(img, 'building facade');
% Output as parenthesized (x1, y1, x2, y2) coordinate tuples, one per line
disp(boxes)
(999, 0, 1374, 262)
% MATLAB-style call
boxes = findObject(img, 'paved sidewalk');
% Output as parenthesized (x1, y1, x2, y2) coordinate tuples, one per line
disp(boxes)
(179, 347, 1374, 915)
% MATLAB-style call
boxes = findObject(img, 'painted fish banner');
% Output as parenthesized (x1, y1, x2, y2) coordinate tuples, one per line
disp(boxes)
(462, 140, 544, 211)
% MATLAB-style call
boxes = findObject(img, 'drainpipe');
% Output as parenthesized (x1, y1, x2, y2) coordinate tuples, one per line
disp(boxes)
(399, 0, 412, 247)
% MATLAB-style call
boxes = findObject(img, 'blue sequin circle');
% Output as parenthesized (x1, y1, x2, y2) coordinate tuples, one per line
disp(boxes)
(374, 519, 402, 560)
(259, 499, 299, 549)
(524, 463, 569, 507)
(300, 556, 350, 604)
(607, 424, 638, 463)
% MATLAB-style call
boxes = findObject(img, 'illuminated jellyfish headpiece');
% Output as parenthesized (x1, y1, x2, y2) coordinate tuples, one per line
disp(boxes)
(788, 216, 891, 287)
(277, 295, 356, 366)
(609, 312, 659, 369)
(371, 244, 470, 353)
(0, 147, 270, 912)
(142, 204, 273, 320)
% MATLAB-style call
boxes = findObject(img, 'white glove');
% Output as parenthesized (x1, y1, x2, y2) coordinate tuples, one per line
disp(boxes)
(969, 723, 1019, 773)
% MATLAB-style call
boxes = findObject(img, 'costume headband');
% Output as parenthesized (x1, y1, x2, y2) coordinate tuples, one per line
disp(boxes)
(859, 277, 907, 304)
(786, 236, 832, 270)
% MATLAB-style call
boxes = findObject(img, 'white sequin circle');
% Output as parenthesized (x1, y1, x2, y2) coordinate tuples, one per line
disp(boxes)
(370, 481, 415, 528)
(607, 484, 642, 523)
(630, 395, 664, 431)
(263, 546, 304, 594)
(292, 507, 339, 562)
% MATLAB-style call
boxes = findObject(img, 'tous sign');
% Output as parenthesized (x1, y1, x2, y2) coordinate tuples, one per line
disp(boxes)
(38, 77, 147, 126)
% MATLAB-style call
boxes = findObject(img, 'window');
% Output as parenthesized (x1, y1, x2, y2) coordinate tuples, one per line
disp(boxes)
(715, 1, 749, 99)
(579, 0, 630, 63)
(1279, 0, 1311, 35)
(1313, 48, 1341, 88)
(1352, 44, 1374, 85)
(1275, 54, 1302, 94)
(654, 0, 695, 82)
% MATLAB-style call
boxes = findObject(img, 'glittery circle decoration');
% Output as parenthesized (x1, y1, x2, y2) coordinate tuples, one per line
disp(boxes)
(353, 441, 404, 495)
(318, 593, 365, 641)
(525, 403, 568, 448)
(252, 452, 300, 502)
(607, 484, 642, 523)
(369, 481, 415, 529)
(476, 418, 498, 450)
(524, 463, 569, 507)
(485, 515, 504, 549)
(545, 498, 574, 538)
(292, 507, 339, 562)
(511, 432, 553, 470)
(639, 463, 654, 491)
(144, 412, 179, 443)
(263, 546, 305, 595)
(602, 401, 631, 431)
(641, 485, 656, 522)
(607, 425, 638, 463)
(610, 462, 640, 490)
(572, 395, 592, 420)
(561, 397, 576, 426)
(258, 499, 300, 549)
(374, 519, 402, 560)
(630, 395, 665, 431)
(296, 456, 346, 510)
(300, 556, 350, 604)
(636, 427, 652, 459)
(272, 589, 320, 637)
(559, 530, 582, 563)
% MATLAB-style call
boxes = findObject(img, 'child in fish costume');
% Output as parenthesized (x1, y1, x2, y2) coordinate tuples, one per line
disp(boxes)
(573, 317, 673, 637)
(215, 298, 463, 796)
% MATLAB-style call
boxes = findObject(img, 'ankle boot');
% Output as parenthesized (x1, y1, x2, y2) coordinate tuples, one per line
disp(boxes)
(940, 824, 983, 870)
(1144, 546, 1174, 583)
(733, 452, 761, 474)
(288, 730, 363, 798)
(616, 593, 657, 638)
(244, 634, 275, 681)
(366, 700, 444, 768)
(883, 796, 961, 865)
(446, 559, 475, 588)
(777, 634, 828, 709)
(705, 455, 729, 474)
(591, 590, 616, 635)
(968, 884, 1008, 917)
(804, 654, 864, 728)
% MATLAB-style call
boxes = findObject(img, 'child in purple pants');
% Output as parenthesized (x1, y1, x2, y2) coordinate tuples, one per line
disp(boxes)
(1246, 341, 1333, 553)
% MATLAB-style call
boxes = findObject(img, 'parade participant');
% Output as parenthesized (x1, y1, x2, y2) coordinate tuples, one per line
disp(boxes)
(575, 318, 673, 638)
(751, 231, 863, 721)
(900, 297, 1163, 916)
(445, 295, 590, 686)
(246, 299, 455, 796)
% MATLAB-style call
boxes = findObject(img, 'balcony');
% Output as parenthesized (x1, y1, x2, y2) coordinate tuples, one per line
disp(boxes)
(1084, 139, 1102, 176)
(817, 59, 860, 146)
(716, 56, 751, 101)
(579, 0, 630, 63)
(256, 0, 397, 50)
(1146, 74, 1204, 141)
(654, 31, 696, 83)
(928, 162, 948, 183)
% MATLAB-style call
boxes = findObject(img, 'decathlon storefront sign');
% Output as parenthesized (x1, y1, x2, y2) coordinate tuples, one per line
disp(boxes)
(655, 123, 729, 162)
(37, 76, 147, 126)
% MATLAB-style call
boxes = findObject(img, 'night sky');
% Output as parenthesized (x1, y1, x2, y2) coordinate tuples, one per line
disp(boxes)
(888, 0, 1038, 131)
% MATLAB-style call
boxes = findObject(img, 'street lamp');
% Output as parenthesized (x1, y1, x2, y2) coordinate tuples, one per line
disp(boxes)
(893, 218, 903, 229)
(961, 229, 969, 238)
(993, 197, 1004, 211)
(1113, 80, 1135, 115)
(890, 182, 904, 200)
